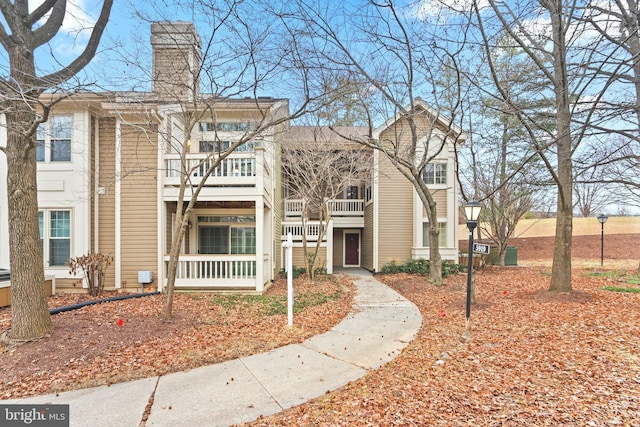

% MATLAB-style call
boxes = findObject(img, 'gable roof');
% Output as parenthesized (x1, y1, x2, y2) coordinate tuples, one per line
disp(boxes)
(372, 97, 467, 143)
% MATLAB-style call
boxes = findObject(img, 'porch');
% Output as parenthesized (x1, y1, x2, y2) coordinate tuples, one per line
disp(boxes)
(163, 254, 271, 290)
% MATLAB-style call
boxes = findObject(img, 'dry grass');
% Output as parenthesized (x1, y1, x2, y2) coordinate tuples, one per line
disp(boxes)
(459, 216, 640, 239)
(513, 216, 640, 238)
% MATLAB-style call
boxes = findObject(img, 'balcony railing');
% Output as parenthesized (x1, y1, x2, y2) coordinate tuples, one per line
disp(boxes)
(284, 199, 364, 218)
(164, 254, 257, 288)
(282, 221, 329, 242)
(327, 199, 364, 216)
(164, 153, 258, 187)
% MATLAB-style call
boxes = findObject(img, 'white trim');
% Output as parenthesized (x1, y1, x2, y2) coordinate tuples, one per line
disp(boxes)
(373, 150, 380, 272)
(93, 115, 100, 253)
(157, 112, 166, 292)
(255, 197, 264, 292)
(115, 118, 121, 289)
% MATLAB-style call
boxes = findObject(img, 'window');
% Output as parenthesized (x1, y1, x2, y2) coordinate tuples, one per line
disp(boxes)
(197, 216, 256, 255)
(39, 210, 71, 266)
(346, 186, 359, 199)
(37, 116, 72, 162)
(199, 226, 229, 254)
(422, 162, 447, 185)
(231, 227, 256, 254)
(199, 140, 230, 153)
(199, 121, 258, 132)
(365, 184, 372, 203)
(199, 140, 255, 153)
(422, 222, 447, 247)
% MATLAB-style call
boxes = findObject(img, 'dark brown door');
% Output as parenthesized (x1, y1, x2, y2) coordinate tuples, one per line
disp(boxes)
(345, 233, 359, 265)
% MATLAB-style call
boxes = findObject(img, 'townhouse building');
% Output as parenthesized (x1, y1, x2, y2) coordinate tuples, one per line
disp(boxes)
(0, 21, 464, 295)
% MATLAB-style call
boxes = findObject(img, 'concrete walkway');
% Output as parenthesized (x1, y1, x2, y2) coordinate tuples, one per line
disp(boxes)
(4, 270, 422, 427)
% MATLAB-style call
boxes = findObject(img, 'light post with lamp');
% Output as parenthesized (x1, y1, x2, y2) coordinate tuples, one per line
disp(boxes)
(464, 200, 482, 329)
(597, 214, 608, 267)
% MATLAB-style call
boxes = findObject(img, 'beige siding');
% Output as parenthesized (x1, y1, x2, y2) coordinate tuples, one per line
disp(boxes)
(333, 229, 344, 268)
(292, 247, 327, 271)
(97, 118, 117, 288)
(422, 189, 448, 218)
(120, 123, 158, 290)
(376, 129, 414, 270)
(361, 203, 374, 270)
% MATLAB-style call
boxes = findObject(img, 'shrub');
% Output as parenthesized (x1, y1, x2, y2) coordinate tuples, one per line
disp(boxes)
(68, 252, 114, 297)
(279, 265, 307, 279)
(380, 258, 463, 278)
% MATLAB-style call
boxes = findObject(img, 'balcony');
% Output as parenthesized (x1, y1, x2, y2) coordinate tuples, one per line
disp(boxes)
(163, 151, 273, 202)
(284, 198, 364, 227)
(282, 221, 330, 242)
(165, 153, 257, 186)
(164, 254, 271, 290)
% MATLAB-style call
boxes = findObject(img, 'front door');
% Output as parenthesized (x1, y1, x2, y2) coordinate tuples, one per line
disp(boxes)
(345, 233, 359, 266)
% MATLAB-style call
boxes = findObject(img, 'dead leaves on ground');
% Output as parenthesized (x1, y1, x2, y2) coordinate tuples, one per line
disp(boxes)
(0, 275, 354, 399)
(245, 267, 640, 426)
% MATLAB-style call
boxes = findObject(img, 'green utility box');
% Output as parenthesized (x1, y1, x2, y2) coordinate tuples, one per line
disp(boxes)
(504, 246, 517, 266)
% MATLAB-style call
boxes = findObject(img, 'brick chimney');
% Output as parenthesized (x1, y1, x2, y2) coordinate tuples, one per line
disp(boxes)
(150, 21, 201, 102)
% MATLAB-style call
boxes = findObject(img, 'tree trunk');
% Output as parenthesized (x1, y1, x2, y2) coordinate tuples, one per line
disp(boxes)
(6, 106, 53, 340)
(162, 210, 188, 320)
(427, 200, 443, 285)
(548, 1, 573, 292)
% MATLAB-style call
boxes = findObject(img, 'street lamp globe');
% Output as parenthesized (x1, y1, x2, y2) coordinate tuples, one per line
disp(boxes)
(464, 200, 482, 229)
(597, 213, 608, 267)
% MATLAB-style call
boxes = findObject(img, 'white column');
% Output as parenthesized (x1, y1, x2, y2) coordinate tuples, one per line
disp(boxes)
(157, 113, 166, 292)
(115, 118, 122, 289)
(93, 116, 100, 254)
(255, 197, 264, 292)
(326, 219, 333, 274)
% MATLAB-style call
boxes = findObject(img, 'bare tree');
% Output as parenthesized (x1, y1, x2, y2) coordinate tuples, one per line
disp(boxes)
(282, 126, 372, 280)
(574, 1, 640, 212)
(458, 33, 548, 264)
(116, 4, 323, 319)
(573, 180, 609, 217)
(0, 0, 113, 342)
(471, 0, 622, 291)
(283, 0, 468, 284)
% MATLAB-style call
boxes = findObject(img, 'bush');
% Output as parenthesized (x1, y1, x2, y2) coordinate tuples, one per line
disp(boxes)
(68, 252, 113, 297)
(380, 258, 463, 278)
(279, 265, 307, 279)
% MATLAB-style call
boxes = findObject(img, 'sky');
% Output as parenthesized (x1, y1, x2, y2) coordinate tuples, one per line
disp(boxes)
(3, 0, 638, 215)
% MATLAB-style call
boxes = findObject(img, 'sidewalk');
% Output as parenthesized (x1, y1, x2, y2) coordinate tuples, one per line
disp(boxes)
(5, 270, 422, 427)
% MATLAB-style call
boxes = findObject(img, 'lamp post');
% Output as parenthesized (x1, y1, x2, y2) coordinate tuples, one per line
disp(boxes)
(597, 214, 608, 267)
(464, 200, 482, 329)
